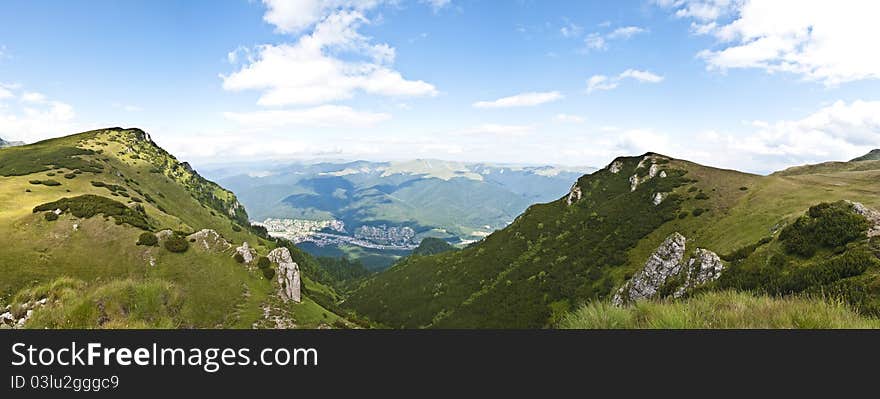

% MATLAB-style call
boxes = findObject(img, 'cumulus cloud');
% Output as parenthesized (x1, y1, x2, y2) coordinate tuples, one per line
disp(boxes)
(607, 26, 647, 40)
(473, 91, 563, 108)
(0, 85, 81, 143)
(223, 105, 391, 128)
(587, 69, 664, 92)
(657, 0, 880, 86)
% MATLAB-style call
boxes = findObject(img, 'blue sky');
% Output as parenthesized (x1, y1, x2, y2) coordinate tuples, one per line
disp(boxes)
(1, 0, 879, 173)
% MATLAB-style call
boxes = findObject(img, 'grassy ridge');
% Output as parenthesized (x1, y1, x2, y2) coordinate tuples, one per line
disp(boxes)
(559, 291, 880, 329)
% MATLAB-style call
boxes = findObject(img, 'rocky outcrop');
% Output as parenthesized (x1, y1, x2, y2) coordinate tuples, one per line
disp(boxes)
(629, 155, 668, 192)
(652, 192, 668, 206)
(235, 242, 256, 264)
(613, 233, 725, 305)
(566, 183, 582, 205)
(268, 247, 301, 303)
(187, 229, 232, 252)
(673, 248, 724, 298)
(1, 297, 48, 328)
(609, 160, 623, 174)
(156, 229, 174, 241)
(849, 201, 880, 237)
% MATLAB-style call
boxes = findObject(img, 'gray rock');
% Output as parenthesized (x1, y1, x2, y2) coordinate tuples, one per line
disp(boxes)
(849, 201, 880, 237)
(613, 232, 687, 305)
(268, 248, 301, 303)
(609, 160, 623, 174)
(235, 242, 256, 264)
(186, 229, 231, 252)
(613, 233, 726, 305)
(566, 183, 582, 205)
(652, 192, 667, 206)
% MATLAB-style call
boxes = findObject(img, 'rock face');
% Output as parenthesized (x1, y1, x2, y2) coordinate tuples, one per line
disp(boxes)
(652, 192, 667, 206)
(235, 242, 256, 264)
(268, 248, 301, 303)
(613, 233, 687, 305)
(628, 155, 668, 192)
(612, 233, 725, 305)
(849, 201, 880, 237)
(186, 229, 231, 252)
(609, 160, 623, 174)
(566, 183, 583, 205)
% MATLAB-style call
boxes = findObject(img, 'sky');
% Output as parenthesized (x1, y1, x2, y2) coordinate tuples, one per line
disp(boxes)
(1, 0, 880, 174)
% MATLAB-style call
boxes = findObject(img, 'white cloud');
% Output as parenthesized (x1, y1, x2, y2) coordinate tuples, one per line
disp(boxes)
(619, 69, 665, 83)
(261, 0, 387, 34)
(553, 114, 585, 123)
(422, 0, 452, 12)
(586, 75, 618, 93)
(21, 92, 47, 103)
(0, 86, 81, 143)
(587, 69, 664, 92)
(473, 91, 563, 108)
(223, 105, 391, 128)
(658, 0, 880, 86)
(222, 5, 437, 107)
(582, 25, 647, 52)
(607, 26, 647, 40)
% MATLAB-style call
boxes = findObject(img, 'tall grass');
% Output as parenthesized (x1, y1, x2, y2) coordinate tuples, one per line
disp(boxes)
(559, 291, 880, 329)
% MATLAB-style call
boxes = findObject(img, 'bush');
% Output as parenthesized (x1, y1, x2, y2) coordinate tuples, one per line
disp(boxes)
(163, 235, 189, 253)
(678, 211, 688, 219)
(739, 186, 749, 191)
(231, 224, 242, 232)
(692, 208, 706, 217)
(63, 173, 76, 179)
(33, 194, 150, 230)
(780, 201, 869, 257)
(44, 212, 58, 221)
(136, 232, 158, 246)
(694, 192, 709, 200)
(256, 256, 271, 269)
(261, 267, 275, 280)
(233, 253, 245, 263)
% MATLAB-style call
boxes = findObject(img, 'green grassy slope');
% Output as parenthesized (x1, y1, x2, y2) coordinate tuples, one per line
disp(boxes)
(0, 128, 348, 328)
(345, 152, 880, 328)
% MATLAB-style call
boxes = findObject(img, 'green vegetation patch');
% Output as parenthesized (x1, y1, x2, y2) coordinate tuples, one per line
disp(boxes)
(559, 291, 880, 329)
(0, 144, 103, 176)
(33, 194, 150, 230)
(779, 201, 869, 257)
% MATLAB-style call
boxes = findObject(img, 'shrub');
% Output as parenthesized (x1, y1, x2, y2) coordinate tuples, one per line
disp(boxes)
(130, 197, 143, 203)
(261, 267, 275, 280)
(44, 212, 58, 221)
(136, 232, 158, 246)
(256, 256, 271, 269)
(63, 173, 76, 179)
(780, 201, 869, 257)
(46, 172, 56, 177)
(694, 192, 709, 200)
(233, 253, 245, 263)
(231, 224, 242, 232)
(33, 194, 150, 230)
(163, 235, 189, 253)
(692, 208, 706, 217)
(739, 186, 749, 191)
(678, 211, 688, 219)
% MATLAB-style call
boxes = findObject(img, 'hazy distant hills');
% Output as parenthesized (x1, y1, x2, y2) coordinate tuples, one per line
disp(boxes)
(204, 160, 594, 268)
(0, 137, 24, 148)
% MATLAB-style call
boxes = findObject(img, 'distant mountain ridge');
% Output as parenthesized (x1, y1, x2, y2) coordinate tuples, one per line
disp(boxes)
(0, 137, 24, 148)
(852, 149, 880, 162)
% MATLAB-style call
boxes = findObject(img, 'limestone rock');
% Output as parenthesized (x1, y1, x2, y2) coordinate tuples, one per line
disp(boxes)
(268, 247, 301, 303)
(849, 201, 880, 237)
(613, 233, 726, 305)
(235, 242, 256, 264)
(673, 248, 724, 298)
(156, 229, 174, 240)
(652, 192, 667, 206)
(186, 229, 231, 252)
(613, 233, 687, 305)
(609, 160, 623, 174)
(566, 183, 583, 205)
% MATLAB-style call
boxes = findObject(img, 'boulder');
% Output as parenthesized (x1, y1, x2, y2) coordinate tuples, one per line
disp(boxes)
(849, 201, 880, 237)
(235, 242, 256, 264)
(186, 229, 231, 252)
(268, 247, 301, 303)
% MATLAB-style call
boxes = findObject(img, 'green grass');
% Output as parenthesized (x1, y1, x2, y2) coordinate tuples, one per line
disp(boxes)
(559, 291, 880, 329)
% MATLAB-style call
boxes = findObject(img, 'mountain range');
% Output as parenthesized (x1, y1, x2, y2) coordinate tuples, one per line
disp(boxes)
(2, 128, 880, 329)
(203, 159, 593, 269)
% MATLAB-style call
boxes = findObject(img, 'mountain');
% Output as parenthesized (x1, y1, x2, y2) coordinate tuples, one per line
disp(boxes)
(0, 137, 24, 148)
(344, 153, 880, 328)
(0, 128, 355, 329)
(204, 159, 594, 269)
(852, 149, 880, 162)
